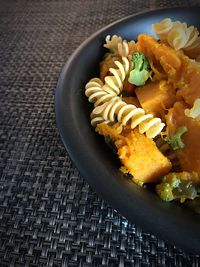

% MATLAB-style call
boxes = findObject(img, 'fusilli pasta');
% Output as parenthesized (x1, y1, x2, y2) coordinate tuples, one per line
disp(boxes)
(85, 56, 131, 108)
(103, 57, 131, 95)
(104, 35, 122, 51)
(85, 78, 115, 107)
(152, 18, 200, 59)
(104, 35, 129, 57)
(91, 97, 165, 138)
(84, 19, 200, 205)
(118, 40, 129, 57)
(152, 18, 173, 40)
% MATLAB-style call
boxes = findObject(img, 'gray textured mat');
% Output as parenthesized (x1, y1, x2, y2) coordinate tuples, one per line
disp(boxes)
(0, 1, 200, 266)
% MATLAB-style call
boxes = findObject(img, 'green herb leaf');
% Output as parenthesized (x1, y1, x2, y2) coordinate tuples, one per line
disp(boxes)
(165, 126, 187, 150)
(156, 174, 199, 202)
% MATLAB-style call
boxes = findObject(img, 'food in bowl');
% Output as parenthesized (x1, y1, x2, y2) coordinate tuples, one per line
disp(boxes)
(84, 18, 200, 210)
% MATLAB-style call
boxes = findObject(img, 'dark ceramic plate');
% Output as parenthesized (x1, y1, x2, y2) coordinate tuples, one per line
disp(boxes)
(55, 7, 200, 254)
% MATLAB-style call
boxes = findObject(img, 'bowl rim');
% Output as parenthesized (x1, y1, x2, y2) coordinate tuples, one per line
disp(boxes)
(55, 6, 200, 254)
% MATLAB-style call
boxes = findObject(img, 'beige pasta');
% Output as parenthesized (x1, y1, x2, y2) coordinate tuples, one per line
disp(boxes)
(85, 56, 131, 125)
(117, 40, 129, 57)
(90, 115, 110, 128)
(104, 35, 123, 51)
(85, 78, 116, 107)
(103, 57, 131, 95)
(152, 18, 173, 40)
(104, 35, 129, 57)
(167, 22, 189, 50)
(182, 24, 199, 48)
(183, 36, 200, 58)
(91, 97, 165, 138)
(152, 18, 200, 59)
(85, 57, 130, 109)
(90, 96, 120, 127)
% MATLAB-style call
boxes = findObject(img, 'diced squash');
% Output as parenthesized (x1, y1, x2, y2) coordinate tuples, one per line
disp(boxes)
(96, 33, 200, 188)
(97, 123, 172, 185)
(137, 34, 182, 78)
(97, 122, 123, 140)
(166, 101, 200, 177)
(135, 80, 176, 119)
(176, 62, 200, 106)
(137, 34, 200, 107)
(118, 130, 172, 185)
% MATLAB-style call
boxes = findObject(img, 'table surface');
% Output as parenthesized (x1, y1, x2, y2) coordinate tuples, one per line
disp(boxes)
(1, 1, 200, 266)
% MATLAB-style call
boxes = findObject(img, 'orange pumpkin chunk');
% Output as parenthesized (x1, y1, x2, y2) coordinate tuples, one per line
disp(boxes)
(137, 34, 200, 107)
(97, 123, 172, 185)
(166, 101, 200, 178)
(135, 80, 176, 120)
(176, 62, 200, 107)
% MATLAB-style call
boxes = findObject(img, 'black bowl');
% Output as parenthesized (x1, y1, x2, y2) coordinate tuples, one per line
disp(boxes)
(55, 7, 200, 254)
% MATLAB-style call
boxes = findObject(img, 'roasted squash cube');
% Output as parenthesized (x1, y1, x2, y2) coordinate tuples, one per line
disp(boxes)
(135, 80, 176, 119)
(117, 129, 172, 185)
(97, 123, 172, 185)
(166, 101, 200, 177)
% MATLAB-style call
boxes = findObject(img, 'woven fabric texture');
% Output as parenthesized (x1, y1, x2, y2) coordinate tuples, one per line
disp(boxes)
(0, 1, 200, 266)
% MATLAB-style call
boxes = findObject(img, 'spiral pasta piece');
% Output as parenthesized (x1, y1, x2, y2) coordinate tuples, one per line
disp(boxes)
(103, 57, 131, 95)
(118, 40, 129, 57)
(152, 18, 200, 58)
(91, 97, 165, 138)
(85, 57, 130, 106)
(183, 36, 200, 58)
(104, 35, 129, 57)
(167, 22, 189, 50)
(90, 115, 110, 127)
(104, 35, 123, 51)
(166, 22, 199, 51)
(90, 96, 120, 127)
(183, 24, 199, 48)
(85, 78, 116, 107)
(152, 18, 173, 40)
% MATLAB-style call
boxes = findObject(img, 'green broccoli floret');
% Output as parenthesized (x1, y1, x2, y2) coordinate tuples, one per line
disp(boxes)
(165, 126, 187, 150)
(156, 173, 199, 203)
(156, 175, 180, 201)
(128, 52, 151, 86)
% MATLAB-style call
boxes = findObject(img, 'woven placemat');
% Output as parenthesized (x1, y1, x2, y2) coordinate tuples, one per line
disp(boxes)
(0, 1, 200, 266)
